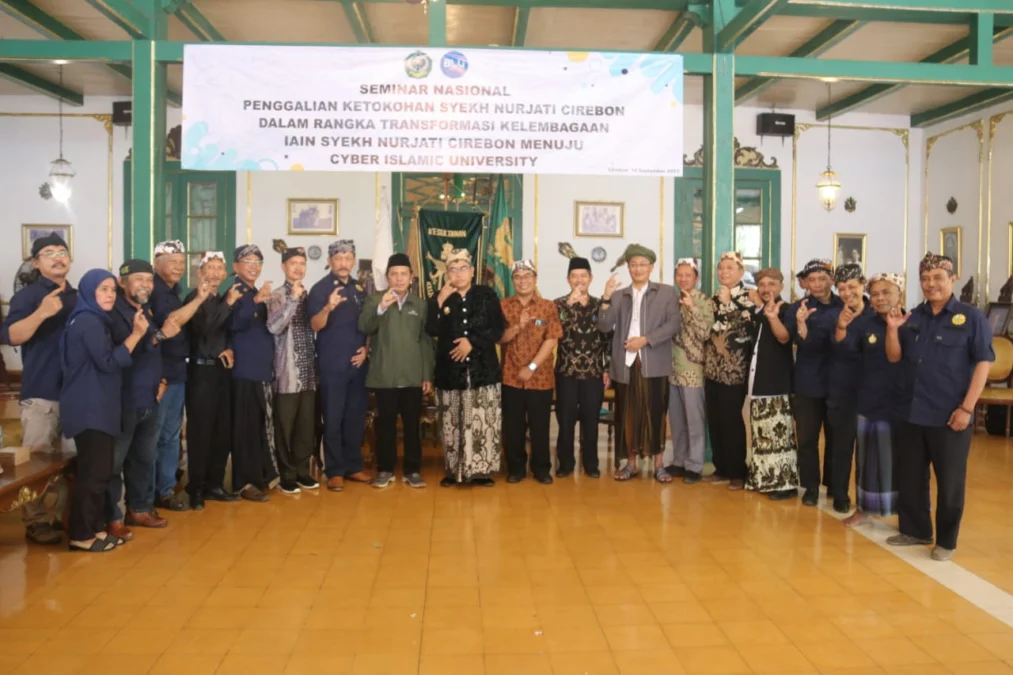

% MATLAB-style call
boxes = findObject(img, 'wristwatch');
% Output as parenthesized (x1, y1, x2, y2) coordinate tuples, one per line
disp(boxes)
(528, 362, 538, 372)
(154, 329, 167, 344)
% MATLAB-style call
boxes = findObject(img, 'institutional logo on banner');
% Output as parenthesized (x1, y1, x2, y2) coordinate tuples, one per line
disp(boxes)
(180, 45, 684, 176)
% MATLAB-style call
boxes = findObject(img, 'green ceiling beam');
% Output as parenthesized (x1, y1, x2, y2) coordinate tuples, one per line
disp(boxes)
(736, 0, 1013, 25)
(340, 2, 374, 43)
(0, 39, 132, 60)
(970, 12, 995, 65)
(736, 55, 1013, 86)
(735, 19, 861, 103)
(174, 1, 227, 42)
(653, 10, 700, 52)
(715, 0, 787, 51)
(911, 87, 1013, 127)
(815, 23, 1013, 119)
(512, 7, 530, 47)
(0, 0, 88, 40)
(428, 0, 446, 45)
(788, 0, 1010, 11)
(84, 0, 149, 39)
(0, 63, 84, 104)
(310, 0, 692, 8)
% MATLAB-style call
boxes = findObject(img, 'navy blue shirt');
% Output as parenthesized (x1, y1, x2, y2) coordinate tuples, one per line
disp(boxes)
(231, 280, 274, 382)
(848, 313, 905, 422)
(1, 277, 78, 401)
(787, 293, 844, 398)
(151, 274, 188, 383)
(307, 273, 367, 375)
(826, 301, 875, 409)
(59, 312, 133, 439)
(110, 294, 161, 412)
(899, 295, 994, 428)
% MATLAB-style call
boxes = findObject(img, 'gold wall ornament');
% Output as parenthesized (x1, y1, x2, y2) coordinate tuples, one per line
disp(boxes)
(844, 196, 857, 213)
(947, 197, 958, 214)
(683, 138, 779, 169)
(1, 485, 41, 514)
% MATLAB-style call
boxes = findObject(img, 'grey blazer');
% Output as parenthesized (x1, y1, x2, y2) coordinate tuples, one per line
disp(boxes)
(596, 281, 680, 384)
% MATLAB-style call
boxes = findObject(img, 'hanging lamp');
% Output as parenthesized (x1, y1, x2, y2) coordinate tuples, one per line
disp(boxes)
(48, 65, 76, 204)
(816, 82, 841, 212)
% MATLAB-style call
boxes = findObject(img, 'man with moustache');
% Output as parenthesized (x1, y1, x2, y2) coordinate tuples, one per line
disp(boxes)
(358, 253, 434, 489)
(828, 264, 875, 513)
(150, 240, 211, 512)
(184, 252, 242, 510)
(597, 244, 680, 482)
(270, 247, 319, 494)
(554, 257, 611, 479)
(308, 240, 371, 492)
(1, 234, 77, 545)
(886, 253, 993, 561)
(104, 259, 182, 541)
(500, 260, 563, 484)
(789, 259, 844, 506)
(230, 245, 280, 502)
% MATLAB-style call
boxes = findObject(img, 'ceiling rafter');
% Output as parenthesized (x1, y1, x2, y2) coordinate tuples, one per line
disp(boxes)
(714, 0, 787, 51)
(653, 8, 703, 52)
(0, 62, 83, 104)
(172, 0, 226, 42)
(815, 23, 1013, 120)
(911, 87, 1013, 127)
(512, 7, 530, 47)
(339, 1, 374, 44)
(735, 19, 863, 103)
(84, 0, 149, 39)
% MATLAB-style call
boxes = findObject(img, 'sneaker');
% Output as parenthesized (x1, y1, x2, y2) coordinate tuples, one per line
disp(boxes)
(279, 481, 301, 495)
(403, 472, 426, 488)
(683, 471, 702, 485)
(371, 472, 395, 488)
(665, 465, 687, 477)
(931, 546, 955, 561)
(296, 475, 319, 490)
(886, 534, 933, 547)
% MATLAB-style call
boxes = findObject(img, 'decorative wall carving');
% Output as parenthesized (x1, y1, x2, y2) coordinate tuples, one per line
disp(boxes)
(683, 138, 779, 169)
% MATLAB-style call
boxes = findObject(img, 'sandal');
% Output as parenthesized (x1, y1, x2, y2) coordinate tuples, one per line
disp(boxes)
(654, 467, 673, 483)
(69, 538, 116, 553)
(614, 464, 639, 482)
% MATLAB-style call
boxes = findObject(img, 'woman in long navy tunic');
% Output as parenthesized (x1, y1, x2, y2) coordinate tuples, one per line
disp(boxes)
(61, 269, 148, 552)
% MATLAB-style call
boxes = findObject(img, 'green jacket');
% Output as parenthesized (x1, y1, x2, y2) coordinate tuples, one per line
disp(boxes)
(358, 291, 435, 389)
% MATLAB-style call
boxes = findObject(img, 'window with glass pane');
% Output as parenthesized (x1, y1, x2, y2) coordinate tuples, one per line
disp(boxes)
(691, 187, 703, 259)
(734, 188, 763, 274)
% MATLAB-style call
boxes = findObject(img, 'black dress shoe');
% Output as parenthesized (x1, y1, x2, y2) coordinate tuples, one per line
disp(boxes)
(506, 474, 524, 484)
(469, 477, 495, 487)
(189, 491, 206, 511)
(155, 493, 190, 512)
(535, 474, 553, 485)
(440, 476, 459, 488)
(665, 465, 687, 477)
(585, 469, 601, 479)
(683, 471, 702, 485)
(205, 487, 239, 502)
(768, 489, 798, 501)
(801, 491, 818, 507)
(556, 469, 573, 479)
(833, 499, 851, 514)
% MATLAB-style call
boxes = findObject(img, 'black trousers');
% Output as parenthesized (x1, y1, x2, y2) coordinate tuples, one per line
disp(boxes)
(898, 421, 971, 550)
(232, 379, 278, 492)
(274, 390, 316, 482)
(502, 385, 553, 478)
(554, 375, 604, 474)
(374, 387, 423, 475)
(70, 429, 115, 542)
(704, 379, 747, 480)
(829, 403, 859, 504)
(186, 362, 232, 495)
(794, 394, 834, 493)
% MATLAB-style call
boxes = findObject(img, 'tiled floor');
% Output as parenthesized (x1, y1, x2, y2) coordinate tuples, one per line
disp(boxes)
(2, 432, 1013, 674)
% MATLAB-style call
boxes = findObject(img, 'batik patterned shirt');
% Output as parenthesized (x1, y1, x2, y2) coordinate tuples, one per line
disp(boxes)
(267, 281, 316, 394)
(554, 295, 612, 380)
(671, 287, 713, 388)
(704, 283, 756, 386)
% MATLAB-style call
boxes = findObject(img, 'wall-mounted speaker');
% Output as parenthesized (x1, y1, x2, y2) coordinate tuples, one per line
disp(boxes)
(112, 101, 132, 127)
(756, 112, 794, 138)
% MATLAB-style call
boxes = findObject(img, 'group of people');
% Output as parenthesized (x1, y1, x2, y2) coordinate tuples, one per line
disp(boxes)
(1, 231, 992, 562)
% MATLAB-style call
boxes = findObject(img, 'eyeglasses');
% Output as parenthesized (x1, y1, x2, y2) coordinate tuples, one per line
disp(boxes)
(239, 259, 263, 266)
(447, 266, 471, 275)
(37, 250, 69, 260)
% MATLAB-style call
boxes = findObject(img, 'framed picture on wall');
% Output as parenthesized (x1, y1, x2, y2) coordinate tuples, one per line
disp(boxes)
(22, 224, 72, 259)
(574, 201, 624, 238)
(986, 302, 1012, 336)
(940, 226, 962, 276)
(288, 198, 338, 236)
(833, 233, 866, 271)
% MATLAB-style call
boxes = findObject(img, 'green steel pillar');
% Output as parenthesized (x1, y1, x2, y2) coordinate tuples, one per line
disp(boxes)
(428, 0, 446, 46)
(701, 0, 736, 292)
(129, 0, 168, 260)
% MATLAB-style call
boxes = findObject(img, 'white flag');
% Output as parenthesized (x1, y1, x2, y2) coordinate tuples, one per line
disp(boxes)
(372, 185, 393, 291)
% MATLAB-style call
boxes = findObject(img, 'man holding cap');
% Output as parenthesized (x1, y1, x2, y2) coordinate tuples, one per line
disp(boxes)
(269, 246, 318, 495)
(500, 259, 563, 484)
(598, 244, 680, 482)
(358, 253, 434, 489)
(105, 259, 181, 539)
(554, 257, 611, 479)
(1, 233, 77, 545)
(231, 245, 280, 502)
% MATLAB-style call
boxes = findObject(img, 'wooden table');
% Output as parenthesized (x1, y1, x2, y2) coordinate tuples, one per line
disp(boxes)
(0, 449, 75, 514)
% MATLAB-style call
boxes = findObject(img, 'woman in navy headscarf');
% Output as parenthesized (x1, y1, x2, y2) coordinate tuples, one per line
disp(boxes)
(61, 269, 148, 552)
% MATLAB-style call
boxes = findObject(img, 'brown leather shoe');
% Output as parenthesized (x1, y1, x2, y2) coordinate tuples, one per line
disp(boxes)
(125, 511, 168, 528)
(107, 521, 135, 541)
(345, 471, 372, 483)
(240, 486, 269, 502)
(327, 476, 344, 492)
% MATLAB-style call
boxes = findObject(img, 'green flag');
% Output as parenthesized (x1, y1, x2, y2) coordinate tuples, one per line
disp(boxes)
(485, 175, 514, 299)
(418, 209, 484, 299)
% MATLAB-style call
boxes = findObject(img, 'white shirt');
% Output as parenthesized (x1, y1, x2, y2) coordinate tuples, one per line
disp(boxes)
(625, 284, 648, 367)
(376, 293, 408, 315)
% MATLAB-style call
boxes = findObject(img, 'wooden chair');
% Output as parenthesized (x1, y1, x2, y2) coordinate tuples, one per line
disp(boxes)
(974, 335, 1013, 436)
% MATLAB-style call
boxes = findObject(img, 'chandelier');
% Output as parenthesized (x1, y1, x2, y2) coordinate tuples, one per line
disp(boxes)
(48, 65, 76, 204)
(816, 82, 841, 212)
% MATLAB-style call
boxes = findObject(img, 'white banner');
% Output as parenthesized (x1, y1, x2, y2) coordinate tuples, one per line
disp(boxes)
(181, 45, 683, 176)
